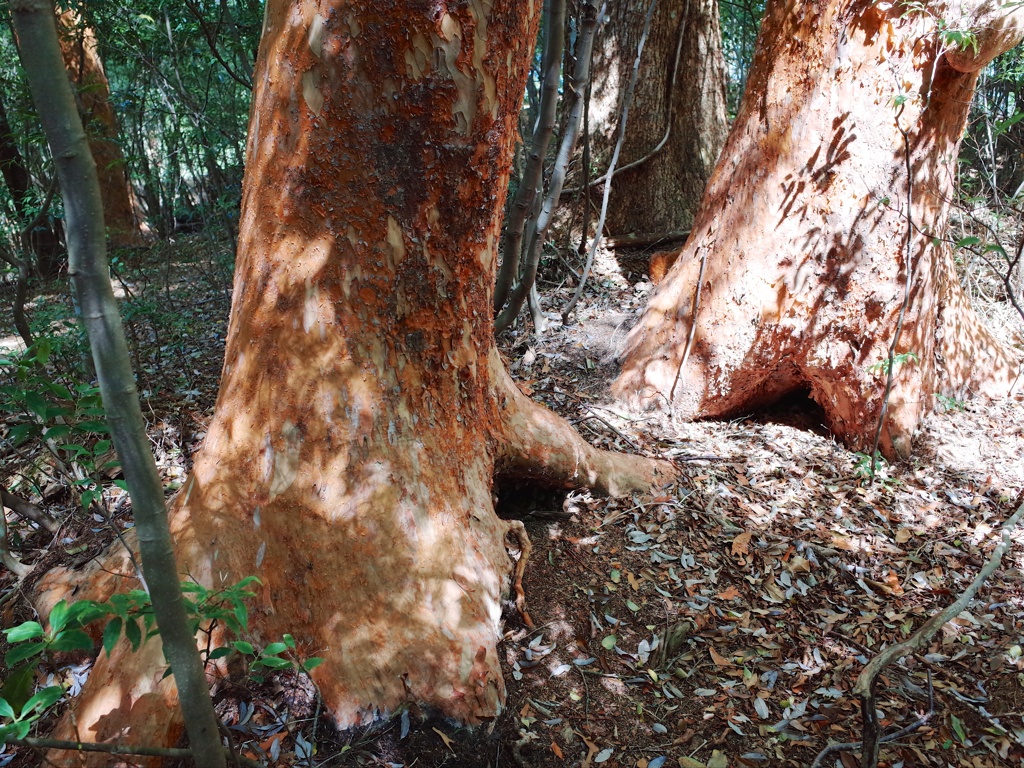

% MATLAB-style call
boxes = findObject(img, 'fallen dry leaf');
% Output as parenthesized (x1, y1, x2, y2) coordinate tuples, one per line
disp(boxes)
(731, 531, 752, 556)
(709, 646, 734, 667)
(432, 727, 454, 752)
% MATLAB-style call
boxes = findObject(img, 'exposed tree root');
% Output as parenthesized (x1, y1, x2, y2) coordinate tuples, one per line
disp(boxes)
(504, 520, 535, 629)
(493, 353, 676, 495)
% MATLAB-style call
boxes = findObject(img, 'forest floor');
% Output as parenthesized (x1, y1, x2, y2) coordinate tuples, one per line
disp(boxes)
(2, 235, 1024, 768)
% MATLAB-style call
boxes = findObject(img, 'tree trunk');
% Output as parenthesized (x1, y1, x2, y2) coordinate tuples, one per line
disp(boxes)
(0, 92, 64, 276)
(35, 0, 674, 757)
(58, 10, 145, 248)
(613, 0, 1024, 459)
(587, 0, 728, 237)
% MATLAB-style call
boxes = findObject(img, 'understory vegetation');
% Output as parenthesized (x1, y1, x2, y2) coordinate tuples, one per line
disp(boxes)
(2, 1, 1024, 767)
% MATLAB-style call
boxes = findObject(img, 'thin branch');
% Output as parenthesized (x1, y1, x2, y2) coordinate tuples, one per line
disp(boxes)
(7, 737, 263, 768)
(592, 0, 689, 185)
(563, 0, 659, 323)
(668, 243, 707, 407)
(1, 487, 59, 533)
(12, 1, 226, 764)
(563, 0, 690, 195)
(810, 675, 933, 768)
(605, 229, 689, 249)
(494, 0, 565, 314)
(496, 0, 600, 333)
(852, 499, 1024, 768)
(870, 103, 915, 472)
(182, 0, 253, 89)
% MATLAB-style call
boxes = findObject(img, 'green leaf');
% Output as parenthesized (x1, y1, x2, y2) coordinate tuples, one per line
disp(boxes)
(0, 665, 36, 713)
(50, 629, 93, 653)
(124, 619, 142, 651)
(0, 698, 15, 719)
(955, 236, 981, 248)
(108, 594, 130, 620)
(253, 656, 292, 670)
(67, 600, 107, 627)
(263, 642, 288, 656)
(47, 382, 73, 400)
(302, 657, 324, 672)
(995, 111, 1024, 135)
(21, 686, 63, 717)
(92, 439, 111, 455)
(103, 618, 124, 656)
(283, 634, 296, 649)
(76, 421, 109, 434)
(48, 601, 70, 634)
(5, 643, 44, 666)
(950, 713, 967, 743)
(5, 621, 44, 643)
(601, 635, 617, 650)
(208, 647, 233, 660)
(13, 720, 31, 739)
(43, 425, 73, 440)
(7, 423, 36, 445)
(232, 641, 255, 656)
(233, 603, 249, 632)
(626, 600, 641, 612)
(25, 391, 49, 419)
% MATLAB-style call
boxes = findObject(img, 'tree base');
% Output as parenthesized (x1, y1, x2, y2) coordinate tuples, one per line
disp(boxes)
(33, 355, 673, 764)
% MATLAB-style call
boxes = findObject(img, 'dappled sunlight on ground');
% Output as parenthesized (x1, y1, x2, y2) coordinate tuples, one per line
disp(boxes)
(2, 238, 1024, 766)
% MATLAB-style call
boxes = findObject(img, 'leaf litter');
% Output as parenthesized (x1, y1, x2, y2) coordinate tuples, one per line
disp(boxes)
(497, 248, 1024, 768)
(1, 242, 1023, 767)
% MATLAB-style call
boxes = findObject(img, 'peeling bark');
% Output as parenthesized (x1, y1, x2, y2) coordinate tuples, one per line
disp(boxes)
(614, 0, 1024, 458)
(36, 0, 672, 759)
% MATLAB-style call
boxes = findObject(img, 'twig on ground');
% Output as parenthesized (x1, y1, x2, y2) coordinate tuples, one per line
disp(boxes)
(2, 487, 59, 532)
(851, 499, 1024, 768)
(810, 672, 934, 768)
(6, 737, 262, 768)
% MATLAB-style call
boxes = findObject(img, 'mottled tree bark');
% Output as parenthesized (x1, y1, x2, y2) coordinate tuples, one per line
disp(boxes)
(587, 0, 728, 236)
(58, 10, 145, 248)
(35, 0, 673, 758)
(614, 0, 1024, 458)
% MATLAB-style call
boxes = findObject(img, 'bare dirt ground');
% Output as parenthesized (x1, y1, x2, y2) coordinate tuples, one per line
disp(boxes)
(2, 237, 1024, 768)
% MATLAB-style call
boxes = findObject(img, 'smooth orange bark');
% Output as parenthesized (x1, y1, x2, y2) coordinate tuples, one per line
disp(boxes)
(615, 0, 1023, 457)
(36, 1, 673, 759)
